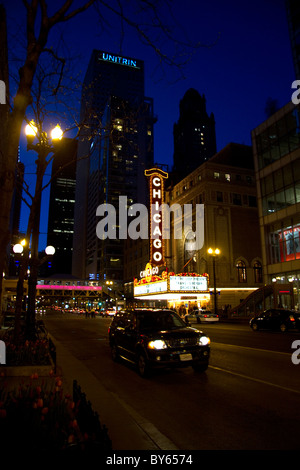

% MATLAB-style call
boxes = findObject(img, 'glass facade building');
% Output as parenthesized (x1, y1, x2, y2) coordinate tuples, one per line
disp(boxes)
(252, 101, 300, 309)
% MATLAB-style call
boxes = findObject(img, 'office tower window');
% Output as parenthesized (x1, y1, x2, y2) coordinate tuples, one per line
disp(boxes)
(254, 106, 300, 170)
(232, 193, 242, 205)
(260, 160, 300, 215)
(253, 261, 263, 283)
(236, 260, 247, 283)
(216, 191, 223, 202)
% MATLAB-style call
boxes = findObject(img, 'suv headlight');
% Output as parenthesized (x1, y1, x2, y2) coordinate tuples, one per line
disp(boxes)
(148, 340, 167, 350)
(198, 335, 210, 346)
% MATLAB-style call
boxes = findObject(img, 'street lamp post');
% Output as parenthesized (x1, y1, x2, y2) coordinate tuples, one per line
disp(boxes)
(207, 248, 221, 316)
(13, 242, 55, 333)
(24, 120, 63, 337)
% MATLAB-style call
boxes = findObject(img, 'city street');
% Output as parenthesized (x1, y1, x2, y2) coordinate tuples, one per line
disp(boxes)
(44, 312, 300, 450)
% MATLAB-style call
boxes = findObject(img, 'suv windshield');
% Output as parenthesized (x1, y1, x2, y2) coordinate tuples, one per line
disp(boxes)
(137, 310, 186, 331)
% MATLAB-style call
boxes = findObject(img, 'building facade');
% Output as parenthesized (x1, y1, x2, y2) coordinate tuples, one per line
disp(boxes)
(72, 50, 155, 284)
(47, 138, 77, 276)
(252, 101, 300, 309)
(172, 89, 216, 182)
(165, 143, 263, 312)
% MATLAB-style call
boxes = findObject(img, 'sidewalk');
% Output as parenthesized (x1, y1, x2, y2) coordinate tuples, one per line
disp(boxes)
(52, 333, 178, 451)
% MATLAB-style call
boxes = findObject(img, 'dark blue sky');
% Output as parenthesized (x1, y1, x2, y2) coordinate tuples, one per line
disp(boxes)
(4, 0, 296, 249)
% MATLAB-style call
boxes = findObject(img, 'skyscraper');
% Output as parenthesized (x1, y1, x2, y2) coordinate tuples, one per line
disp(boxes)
(172, 89, 216, 181)
(72, 50, 155, 283)
(47, 138, 77, 275)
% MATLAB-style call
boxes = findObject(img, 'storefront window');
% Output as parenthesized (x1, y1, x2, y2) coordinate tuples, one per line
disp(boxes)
(270, 273, 300, 311)
(268, 222, 300, 263)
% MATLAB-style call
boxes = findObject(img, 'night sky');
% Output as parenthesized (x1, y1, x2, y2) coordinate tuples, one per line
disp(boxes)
(4, 0, 296, 250)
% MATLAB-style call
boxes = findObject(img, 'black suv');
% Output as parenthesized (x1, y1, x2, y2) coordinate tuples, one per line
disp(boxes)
(108, 309, 210, 377)
(250, 308, 300, 332)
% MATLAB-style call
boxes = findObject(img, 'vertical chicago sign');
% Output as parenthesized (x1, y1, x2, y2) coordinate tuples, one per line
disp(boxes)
(145, 168, 168, 267)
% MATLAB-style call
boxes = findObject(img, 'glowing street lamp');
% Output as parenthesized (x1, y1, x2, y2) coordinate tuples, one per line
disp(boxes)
(50, 124, 63, 141)
(25, 120, 63, 147)
(24, 120, 63, 336)
(208, 247, 220, 256)
(25, 120, 38, 141)
(13, 243, 24, 254)
(45, 245, 55, 256)
(207, 247, 221, 315)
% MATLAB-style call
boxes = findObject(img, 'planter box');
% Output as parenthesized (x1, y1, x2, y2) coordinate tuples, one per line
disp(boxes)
(0, 363, 54, 377)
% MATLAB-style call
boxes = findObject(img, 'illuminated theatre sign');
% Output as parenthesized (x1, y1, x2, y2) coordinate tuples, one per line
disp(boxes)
(134, 271, 209, 300)
(98, 51, 141, 69)
(134, 168, 209, 301)
(144, 168, 168, 267)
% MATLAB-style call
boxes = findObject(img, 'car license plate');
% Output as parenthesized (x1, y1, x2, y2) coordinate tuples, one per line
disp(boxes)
(180, 353, 192, 361)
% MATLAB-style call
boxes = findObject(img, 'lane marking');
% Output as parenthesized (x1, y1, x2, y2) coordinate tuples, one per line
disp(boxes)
(212, 341, 291, 356)
(208, 365, 300, 395)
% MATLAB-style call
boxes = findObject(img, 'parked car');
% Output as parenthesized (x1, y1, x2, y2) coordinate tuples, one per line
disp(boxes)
(249, 308, 300, 332)
(108, 308, 210, 377)
(185, 309, 219, 324)
(105, 308, 116, 317)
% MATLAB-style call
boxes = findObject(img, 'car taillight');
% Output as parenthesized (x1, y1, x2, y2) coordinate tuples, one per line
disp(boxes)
(289, 315, 295, 322)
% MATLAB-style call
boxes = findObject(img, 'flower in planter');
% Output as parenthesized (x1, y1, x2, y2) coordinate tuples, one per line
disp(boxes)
(0, 375, 112, 451)
(36, 398, 43, 408)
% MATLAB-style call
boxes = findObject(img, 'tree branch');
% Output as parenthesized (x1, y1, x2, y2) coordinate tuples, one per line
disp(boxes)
(48, 0, 96, 26)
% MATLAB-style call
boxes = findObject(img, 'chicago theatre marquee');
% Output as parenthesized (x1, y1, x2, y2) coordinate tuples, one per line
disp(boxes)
(133, 168, 210, 310)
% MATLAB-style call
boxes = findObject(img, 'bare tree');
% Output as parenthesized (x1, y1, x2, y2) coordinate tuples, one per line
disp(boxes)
(0, 1, 97, 312)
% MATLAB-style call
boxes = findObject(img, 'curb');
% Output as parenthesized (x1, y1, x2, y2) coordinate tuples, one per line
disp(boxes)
(51, 334, 175, 450)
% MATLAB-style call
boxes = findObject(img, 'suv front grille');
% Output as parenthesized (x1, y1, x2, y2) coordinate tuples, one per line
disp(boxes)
(165, 337, 198, 348)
